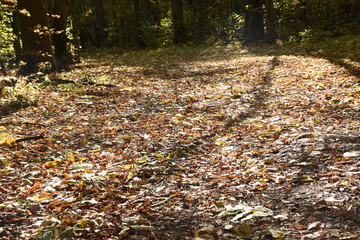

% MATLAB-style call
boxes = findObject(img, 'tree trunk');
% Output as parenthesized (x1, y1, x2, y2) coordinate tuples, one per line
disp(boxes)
(133, 0, 145, 48)
(171, 0, 186, 44)
(245, 0, 265, 43)
(67, 2, 81, 63)
(11, 11, 21, 62)
(93, 0, 108, 46)
(265, 0, 275, 43)
(17, 0, 55, 74)
(53, 0, 69, 70)
(190, 0, 210, 43)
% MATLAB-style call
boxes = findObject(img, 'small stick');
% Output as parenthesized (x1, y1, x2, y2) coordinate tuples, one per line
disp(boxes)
(15, 135, 45, 143)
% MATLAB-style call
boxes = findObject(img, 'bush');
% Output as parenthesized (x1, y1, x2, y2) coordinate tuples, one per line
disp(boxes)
(139, 18, 173, 49)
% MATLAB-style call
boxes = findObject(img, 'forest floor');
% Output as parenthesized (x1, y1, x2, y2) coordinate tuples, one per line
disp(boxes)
(1, 37, 360, 239)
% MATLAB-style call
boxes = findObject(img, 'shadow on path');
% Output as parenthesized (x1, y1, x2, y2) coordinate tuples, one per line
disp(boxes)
(223, 56, 279, 129)
(246, 38, 360, 79)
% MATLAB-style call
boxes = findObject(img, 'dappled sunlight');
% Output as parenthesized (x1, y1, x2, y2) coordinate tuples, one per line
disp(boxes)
(1, 0, 360, 237)
(1, 45, 359, 239)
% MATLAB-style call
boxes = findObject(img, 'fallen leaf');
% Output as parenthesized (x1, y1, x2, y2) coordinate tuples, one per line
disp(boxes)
(268, 227, 285, 239)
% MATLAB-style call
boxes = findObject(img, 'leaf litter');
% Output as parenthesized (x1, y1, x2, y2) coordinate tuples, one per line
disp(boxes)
(0, 46, 359, 239)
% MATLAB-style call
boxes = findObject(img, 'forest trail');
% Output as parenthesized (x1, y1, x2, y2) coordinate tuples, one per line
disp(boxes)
(1, 47, 359, 239)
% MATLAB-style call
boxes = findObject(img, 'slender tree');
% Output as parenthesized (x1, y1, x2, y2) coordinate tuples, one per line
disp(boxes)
(93, 0, 108, 45)
(189, 0, 211, 43)
(171, 0, 186, 44)
(17, 0, 55, 74)
(53, 0, 69, 70)
(265, 0, 275, 43)
(244, 0, 265, 43)
(133, 0, 145, 48)
(11, 11, 21, 61)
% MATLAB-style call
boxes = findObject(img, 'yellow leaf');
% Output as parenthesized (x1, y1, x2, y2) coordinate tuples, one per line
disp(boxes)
(215, 141, 226, 146)
(215, 201, 225, 208)
(310, 108, 317, 113)
(4, 137, 16, 146)
(312, 132, 320, 137)
(67, 154, 75, 162)
(78, 219, 88, 229)
(43, 161, 57, 168)
(274, 127, 282, 133)
(301, 74, 310, 79)
(268, 227, 285, 239)
(340, 181, 349, 186)
(127, 172, 134, 180)
(137, 156, 151, 164)
(302, 177, 313, 182)
(54, 158, 62, 164)
(78, 181, 85, 187)
(154, 153, 164, 158)
(124, 164, 136, 169)
(223, 151, 229, 155)
(32, 196, 51, 202)
(119, 135, 132, 140)
(0, 133, 16, 146)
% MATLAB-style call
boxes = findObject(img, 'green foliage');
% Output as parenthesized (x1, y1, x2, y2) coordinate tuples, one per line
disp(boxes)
(220, 13, 245, 43)
(279, 35, 360, 63)
(6, 94, 37, 109)
(139, 18, 173, 48)
(1, 0, 359, 62)
(277, 0, 360, 42)
(58, 0, 360, 50)
(0, 8, 14, 55)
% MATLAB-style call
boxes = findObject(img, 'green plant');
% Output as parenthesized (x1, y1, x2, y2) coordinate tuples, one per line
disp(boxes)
(6, 94, 37, 109)
(0, 9, 14, 55)
(139, 19, 173, 49)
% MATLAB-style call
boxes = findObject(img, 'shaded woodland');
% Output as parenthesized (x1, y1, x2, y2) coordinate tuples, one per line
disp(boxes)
(0, 0, 359, 73)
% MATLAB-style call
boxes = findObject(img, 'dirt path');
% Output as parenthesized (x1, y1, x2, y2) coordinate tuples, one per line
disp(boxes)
(0, 49, 359, 239)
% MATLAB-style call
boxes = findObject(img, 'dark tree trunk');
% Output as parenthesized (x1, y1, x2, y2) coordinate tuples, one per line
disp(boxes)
(11, 11, 21, 62)
(93, 0, 108, 45)
(144, 0, 160, 24)
(67, 2, 81, 63)
(265, 0, 275, 43)
(190, 0, 210, 43)
(245, 0, 265, 43)
(171, 0, 186, 44)
(133, 0, 145, 48)
(17, 0, 55, 74)
(231, 0, 244, 14)
(53, 0, 69, 70)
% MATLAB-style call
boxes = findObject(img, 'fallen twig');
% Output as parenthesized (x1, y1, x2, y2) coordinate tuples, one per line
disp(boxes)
(15, 135, 45, 143)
